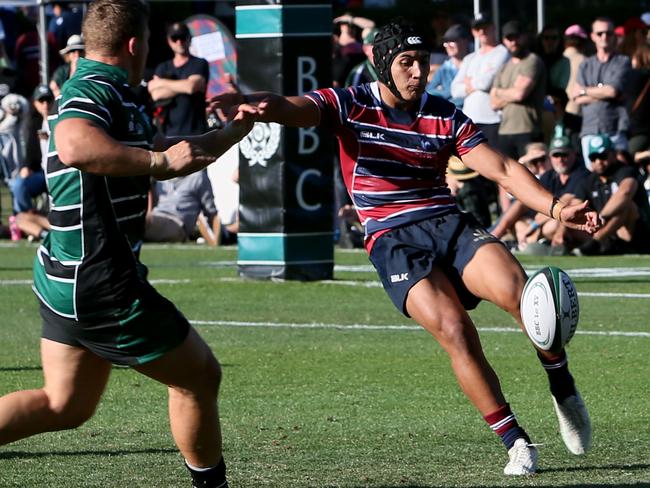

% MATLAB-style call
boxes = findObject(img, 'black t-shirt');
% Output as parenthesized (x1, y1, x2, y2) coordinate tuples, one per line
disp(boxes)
(539, 164, 590, 198)
(154, 55, 209, 136)
(574, 164, 650, 222)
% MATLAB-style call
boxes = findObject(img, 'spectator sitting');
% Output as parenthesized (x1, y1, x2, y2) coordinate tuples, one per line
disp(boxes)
(145, 169, 229, 246)
(344, 27, 379, 87)
(50, 34, 85, 97)
(490, 142, 551, 249)
(446, 155, 497, 228)
(426, 23, 471, 107)
(572, 134, 650, 255)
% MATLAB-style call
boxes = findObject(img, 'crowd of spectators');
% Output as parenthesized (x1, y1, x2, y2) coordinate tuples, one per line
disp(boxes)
(1, 5, 649, 256)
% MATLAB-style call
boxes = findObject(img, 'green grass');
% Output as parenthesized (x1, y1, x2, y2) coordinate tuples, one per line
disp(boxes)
(1, 242, 650, 487)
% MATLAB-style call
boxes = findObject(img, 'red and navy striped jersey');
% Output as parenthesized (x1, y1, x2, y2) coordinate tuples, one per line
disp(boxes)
(306, 82, 486, 251)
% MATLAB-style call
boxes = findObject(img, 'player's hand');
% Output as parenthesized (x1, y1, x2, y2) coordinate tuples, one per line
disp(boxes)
(222, 104, 257, 142)
(207, 92, 245, 118)
(558, 200, 601, 234)
(152, 140, 215, 181)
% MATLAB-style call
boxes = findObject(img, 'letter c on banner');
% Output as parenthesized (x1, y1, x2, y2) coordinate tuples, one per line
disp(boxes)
(296, 169, 321, 211)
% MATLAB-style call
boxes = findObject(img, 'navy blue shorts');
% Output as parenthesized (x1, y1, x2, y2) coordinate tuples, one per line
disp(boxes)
(368, 211, 502, 317)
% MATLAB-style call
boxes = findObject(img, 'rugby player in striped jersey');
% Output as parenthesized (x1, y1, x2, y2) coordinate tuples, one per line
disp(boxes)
(211, 17, 600, 476)
(0, 1, 255, 487)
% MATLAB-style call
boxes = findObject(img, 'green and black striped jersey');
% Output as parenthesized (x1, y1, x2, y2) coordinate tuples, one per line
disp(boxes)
(33, 58, 153, 321)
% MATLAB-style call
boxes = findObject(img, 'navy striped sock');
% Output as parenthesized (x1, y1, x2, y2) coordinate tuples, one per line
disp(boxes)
(538, 350, 576, 402)
(484, 403, 531, 450)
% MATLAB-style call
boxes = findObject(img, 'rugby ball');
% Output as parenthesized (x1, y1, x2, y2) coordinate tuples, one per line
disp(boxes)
(520, 267, 579, 353)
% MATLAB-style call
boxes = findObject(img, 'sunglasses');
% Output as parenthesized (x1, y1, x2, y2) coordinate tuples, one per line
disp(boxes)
(594, 30, 614, 37)
(443, 41, 457, 47)
(589, 150, 610, 162)
(527, 156, 547, 165)
(551, 151, 569, 158)
(170, 35, 188, 42)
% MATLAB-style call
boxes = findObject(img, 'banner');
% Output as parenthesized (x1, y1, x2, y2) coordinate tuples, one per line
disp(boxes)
(236, 1, 334, 280)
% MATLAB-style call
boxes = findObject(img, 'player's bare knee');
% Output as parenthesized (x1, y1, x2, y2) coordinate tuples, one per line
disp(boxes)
(48, 397, 97, 429)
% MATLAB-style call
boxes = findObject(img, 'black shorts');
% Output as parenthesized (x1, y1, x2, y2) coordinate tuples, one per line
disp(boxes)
(368, 212, 502, 317)
(40, 283, 190, 366)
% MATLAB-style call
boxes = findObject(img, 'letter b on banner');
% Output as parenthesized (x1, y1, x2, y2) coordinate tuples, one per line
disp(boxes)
(236, 1, 333, 280)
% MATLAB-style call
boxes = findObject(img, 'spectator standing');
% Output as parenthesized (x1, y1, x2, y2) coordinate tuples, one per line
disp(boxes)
(626, 44, 650, 157)
(426, 24, 471, 107)
(50, 34, 85, 97)
(562, 25, 588, 137)
(572, 17, 631, 168)
(345, 27, 379, 87)
(451, 12, 509, 147)
(148, 22, 209, 137)
(491, 20, 546, 160)
(47, 1, 83, 53)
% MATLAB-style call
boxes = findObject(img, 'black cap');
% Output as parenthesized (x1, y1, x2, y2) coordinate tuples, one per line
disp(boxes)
(32, 84, 54, 102)
(502, 20, 523, 38)
(471, 12, 493, 29)
(167, 22, 190, 39)
(443, 24, 471, 42)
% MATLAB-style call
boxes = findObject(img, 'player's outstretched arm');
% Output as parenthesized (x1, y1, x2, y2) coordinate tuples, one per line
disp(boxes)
(462, 143, 601, 234)
(208, 92, 320, 128)
(56, 110, 254, 181)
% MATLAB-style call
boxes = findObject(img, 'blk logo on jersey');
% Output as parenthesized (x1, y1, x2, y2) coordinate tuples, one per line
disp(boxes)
(360, 131, 385, 141)
(390, 272, 409, 283)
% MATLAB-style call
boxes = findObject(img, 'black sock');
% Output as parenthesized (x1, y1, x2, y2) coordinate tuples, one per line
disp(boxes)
(538, 350, 577, 402)
(185, 457, 228, 488)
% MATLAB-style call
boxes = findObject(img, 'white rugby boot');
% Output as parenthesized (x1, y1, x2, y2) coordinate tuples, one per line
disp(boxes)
(552, 390, 592, 454)
(503, 438, 538, 475)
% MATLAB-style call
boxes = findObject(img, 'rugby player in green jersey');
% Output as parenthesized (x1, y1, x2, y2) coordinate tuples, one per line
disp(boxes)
(0, 1, 255, 487)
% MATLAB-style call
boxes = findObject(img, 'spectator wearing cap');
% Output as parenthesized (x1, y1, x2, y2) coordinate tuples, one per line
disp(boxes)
(562, 25, 588, 136)
(345, 27, 379, 87)
(332, 15, 373, 88)
(426, 24, 471, 107)
(571, 134, 650, 254)
(451, 12, 510, 147)
(571, 17, 631, 169)
(490, 20, 546, 212)
(148, 22, 209, 137)
(50, 34, 85, 97)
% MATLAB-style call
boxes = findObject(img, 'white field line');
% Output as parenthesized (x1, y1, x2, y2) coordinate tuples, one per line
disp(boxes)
(190, 319, 650, 338)
(2, 277, 650, 299)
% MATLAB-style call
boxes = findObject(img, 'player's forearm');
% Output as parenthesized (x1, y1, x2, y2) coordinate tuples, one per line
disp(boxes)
(496, 160, 556, 219)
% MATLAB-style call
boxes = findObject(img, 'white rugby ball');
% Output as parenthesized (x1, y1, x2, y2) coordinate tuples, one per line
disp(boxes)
(520, 266, 579, 353)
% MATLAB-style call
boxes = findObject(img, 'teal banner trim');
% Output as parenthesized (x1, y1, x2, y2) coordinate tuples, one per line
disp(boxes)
(238, 233, 334, 263)
(236, 5, 332, 38)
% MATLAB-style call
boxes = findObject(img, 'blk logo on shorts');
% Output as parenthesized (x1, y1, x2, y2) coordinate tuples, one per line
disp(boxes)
(390, 272, 409, 283)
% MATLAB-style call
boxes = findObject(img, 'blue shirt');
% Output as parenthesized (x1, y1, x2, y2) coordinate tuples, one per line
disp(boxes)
(427, 58, 463, 107)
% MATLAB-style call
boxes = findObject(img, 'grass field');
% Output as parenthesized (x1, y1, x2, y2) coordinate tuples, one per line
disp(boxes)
(0, 242, 649, 487)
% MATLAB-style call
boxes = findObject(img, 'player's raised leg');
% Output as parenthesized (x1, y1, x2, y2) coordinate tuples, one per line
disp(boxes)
(0, 339, 111, 445)
(406, 267, 536, 475)
(462, 242, 592, 455)
(135, 327, 227, 488)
